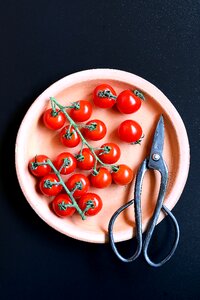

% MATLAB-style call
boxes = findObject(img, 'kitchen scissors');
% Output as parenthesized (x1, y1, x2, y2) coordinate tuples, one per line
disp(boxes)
(108, 115, 180, 267)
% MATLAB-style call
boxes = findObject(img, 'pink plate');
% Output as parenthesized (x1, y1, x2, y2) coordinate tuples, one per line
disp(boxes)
(15, 69, 190, 243)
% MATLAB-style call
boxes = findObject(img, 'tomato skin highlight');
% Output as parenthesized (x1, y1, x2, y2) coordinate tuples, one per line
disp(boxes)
(93, 84, 117, 108)
(118, 120, 143, 143)
(29, 155, 51, 177)
(116, 90, 141, 114)
(112, 164, 134, 185)
(98, 142, 121, 164)
(43, 109, 66, 130)
(52, 194, 76, 217)
(66, 173, 90, 198)
(90, 167, 112, 188)
(83, 119, 107, 141)
(54, 152, 77, 175)
(60, 125, 81, 147)
(70, 100, 92, 122)
(39, 174, 62, 196)
(76, 148, 95, 170)
(78, 193, 103, 216)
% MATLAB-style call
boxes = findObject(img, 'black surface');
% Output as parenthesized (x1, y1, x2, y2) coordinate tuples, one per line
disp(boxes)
(0, 1, 199, 299)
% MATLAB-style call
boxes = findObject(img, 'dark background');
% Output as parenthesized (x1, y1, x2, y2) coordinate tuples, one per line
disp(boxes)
(0, 1, 199, 299)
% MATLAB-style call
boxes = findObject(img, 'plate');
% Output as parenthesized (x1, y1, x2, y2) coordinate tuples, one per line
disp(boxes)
(15, 69, 190, 243)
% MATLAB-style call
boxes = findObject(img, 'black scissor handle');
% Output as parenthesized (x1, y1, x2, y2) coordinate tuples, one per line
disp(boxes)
(108, 199, 142, 263)
(143, 204, 180, 267)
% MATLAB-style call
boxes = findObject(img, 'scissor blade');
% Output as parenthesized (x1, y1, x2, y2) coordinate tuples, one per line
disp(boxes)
(150, 115, 164, 156)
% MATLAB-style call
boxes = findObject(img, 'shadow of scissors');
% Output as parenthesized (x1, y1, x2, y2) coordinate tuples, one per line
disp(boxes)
(108, 115, 180, 267)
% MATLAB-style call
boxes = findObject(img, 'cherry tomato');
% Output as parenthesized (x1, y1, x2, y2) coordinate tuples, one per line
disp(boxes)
(66, 173, 90, 198)
(98, 143, 121, 164)
(52, 194, 76, 217)
(90, 168, 112, 188)
(29, 155, 51, 177)
(83, 119, 107, 141)
(116, 90, 142, 114)
(112, 164, 134, 185)
(93, 84, 117, 108)
(39, 174, 62, 196)
(76, 148, 95, 170)
(54, 152, 77, 175)
(70, 100, 92, 122)
(60, 125, 81, 147)
(78, 193, 103, 216)
(43, 109, 66, 130)
(118, 120, 143, 143)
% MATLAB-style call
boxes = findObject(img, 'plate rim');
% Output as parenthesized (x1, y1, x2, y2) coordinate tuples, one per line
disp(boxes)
(15, 68, 190, 243)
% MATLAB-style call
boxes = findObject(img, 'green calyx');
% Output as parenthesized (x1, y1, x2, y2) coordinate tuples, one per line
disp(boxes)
(63, 158, 71, 166)
(58, 201, 68, 211)
(44, 180, 54, 189)
(76, 154, 85, 162)
(64, 130, 73, 139)
(111, 165, 119, 173)
(133, 90, 145, 101)
(75, 181, 83, 190)
(132, 134, 145, 145)
(72, 101, 80, 110)
(86, 123, 97, 131)
(98, 89, 117, 100)
(51, 110, 58, 117)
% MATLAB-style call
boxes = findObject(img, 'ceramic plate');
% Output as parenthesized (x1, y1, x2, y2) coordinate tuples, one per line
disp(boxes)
(15, 69, 190, 243)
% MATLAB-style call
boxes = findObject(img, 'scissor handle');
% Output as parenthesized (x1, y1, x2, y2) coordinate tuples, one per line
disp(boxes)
(108, 160, 147, 263)
(143, 204, 180, 267)
(108, 199, 142, 263)
(143, 159, 180, 267)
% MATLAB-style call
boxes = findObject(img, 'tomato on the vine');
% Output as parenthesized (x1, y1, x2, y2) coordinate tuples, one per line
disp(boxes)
(78, 193, 103, 216)
(70, 100, 92, 122)
(54, 152, 77, 175)
(98, 142, 121, 164)
(90, 167, 112, 188)
(93, 84, 117, 108)
(76, 148, 95, 170)
(39, 174, 62, 196)
(83, 119, 107, 141)
(60, 125, 81, 147)
(66, 173, 90, 198)
(52, 194, 76, 217)
(118, 120, 143, 143)
(112, 164, 134, 185)
(116, 90, 144, 114)
(43, 109, 66, 130)
(29, 155, 51, 177)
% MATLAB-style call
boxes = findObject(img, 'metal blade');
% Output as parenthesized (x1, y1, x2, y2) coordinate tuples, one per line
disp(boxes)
(149, 115, 165, 157)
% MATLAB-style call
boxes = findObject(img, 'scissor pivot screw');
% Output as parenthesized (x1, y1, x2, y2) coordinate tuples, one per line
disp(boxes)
(152, 153, 160, 161)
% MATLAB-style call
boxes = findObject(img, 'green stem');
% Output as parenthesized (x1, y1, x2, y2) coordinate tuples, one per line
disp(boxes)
(50, 97, 112, 169)
(46, 159, 86, 220)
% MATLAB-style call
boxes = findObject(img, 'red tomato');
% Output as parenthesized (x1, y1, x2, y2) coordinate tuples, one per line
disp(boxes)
(118, 120, 143, 143)
(76, 148, 95, 170)
(66, 173, 90, 198)
(29, 155, 51, 177)
(43, 109, 66, 130)
(54, 152, 77, 175)
(116, 90, 142, 114)
(90, 168, 112, 188)
(93, 84, 117, 108)
(52, 194, 76, 217)
(98, 143, 121, 164)
(39, 174, 62, 196)
(78, 193, 103, 216)
(70, 100, 92, 122)
(83, 119, 107, 141)
(60, 125, 81, 147)
(112, 164, 134, 185)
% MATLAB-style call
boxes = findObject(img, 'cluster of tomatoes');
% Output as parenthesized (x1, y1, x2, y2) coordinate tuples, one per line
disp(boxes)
(29, 84, 144, 219)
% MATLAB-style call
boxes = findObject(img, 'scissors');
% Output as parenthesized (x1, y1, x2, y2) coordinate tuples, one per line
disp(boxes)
(108, 115, 180, 267)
